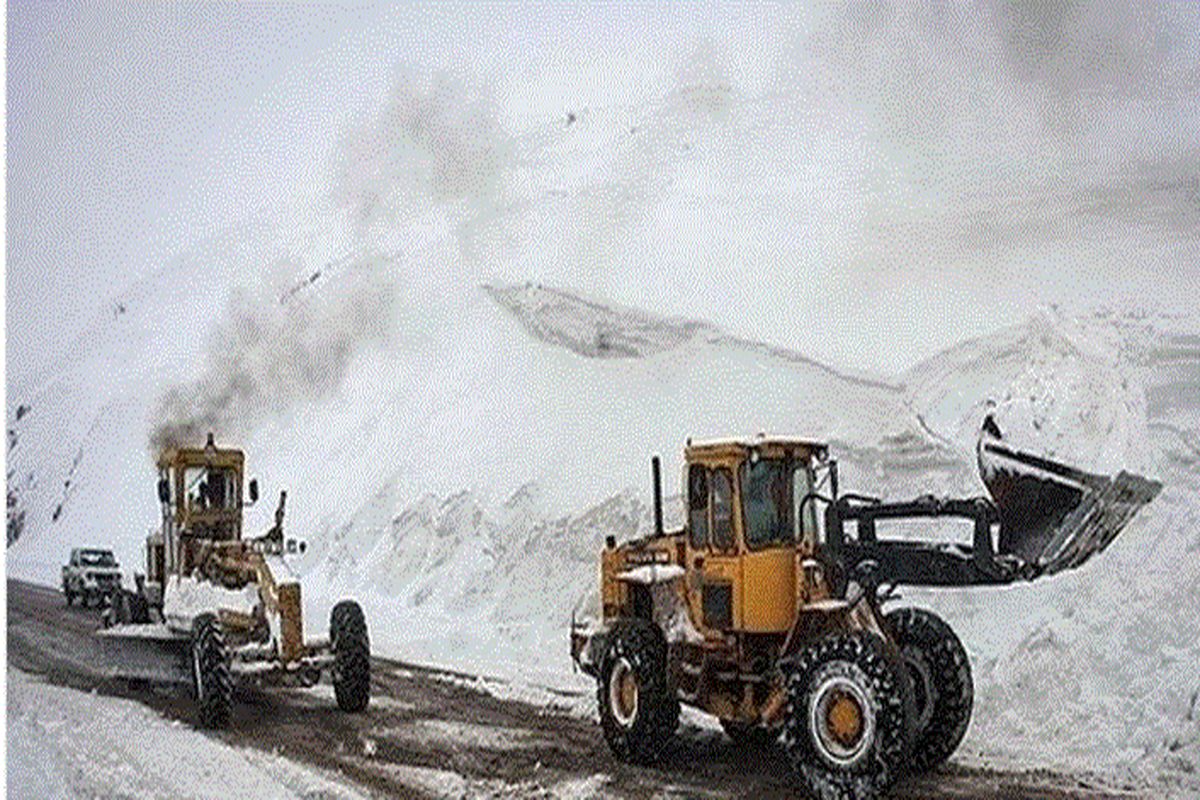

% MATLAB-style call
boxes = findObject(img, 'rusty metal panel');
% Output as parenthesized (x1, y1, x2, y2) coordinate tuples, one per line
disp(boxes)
(278, 582, 303, 663)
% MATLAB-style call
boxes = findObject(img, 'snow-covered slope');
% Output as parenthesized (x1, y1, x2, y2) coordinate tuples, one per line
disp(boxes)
(897, 308, 1200, 793)
(7, 71, 1199, 794)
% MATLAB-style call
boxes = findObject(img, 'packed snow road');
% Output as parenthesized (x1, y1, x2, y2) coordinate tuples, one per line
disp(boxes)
(8, 579, 1144, 799)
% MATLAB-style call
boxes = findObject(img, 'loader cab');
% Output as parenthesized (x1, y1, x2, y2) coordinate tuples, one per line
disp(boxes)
(153, 434, 250, 580)
(682, 437, 830, 637)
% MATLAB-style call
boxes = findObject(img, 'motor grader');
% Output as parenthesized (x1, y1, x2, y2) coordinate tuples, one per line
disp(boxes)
(99, 434, 370, 728)
(571, 416, 1161, 800)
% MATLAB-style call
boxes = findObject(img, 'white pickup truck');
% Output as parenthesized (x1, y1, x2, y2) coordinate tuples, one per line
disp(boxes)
(62, 548, 121, 607)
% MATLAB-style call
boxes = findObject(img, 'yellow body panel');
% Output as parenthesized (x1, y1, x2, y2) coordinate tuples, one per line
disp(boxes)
(741, 547, 797, 632)
(591, 436, 897, 728)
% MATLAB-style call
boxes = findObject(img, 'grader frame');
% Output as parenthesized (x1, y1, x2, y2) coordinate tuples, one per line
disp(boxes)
(99, 434, 370, 727)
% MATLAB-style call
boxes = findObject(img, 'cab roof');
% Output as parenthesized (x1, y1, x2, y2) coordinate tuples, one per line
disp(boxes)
(685, 435, 829, 460)
(156, 438, 244, 470)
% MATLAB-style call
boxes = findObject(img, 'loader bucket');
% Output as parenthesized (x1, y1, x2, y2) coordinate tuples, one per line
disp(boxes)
(977, 415, 1162, 577)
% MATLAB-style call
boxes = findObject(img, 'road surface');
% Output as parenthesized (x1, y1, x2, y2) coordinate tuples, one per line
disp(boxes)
(7, 579, 1146, 799)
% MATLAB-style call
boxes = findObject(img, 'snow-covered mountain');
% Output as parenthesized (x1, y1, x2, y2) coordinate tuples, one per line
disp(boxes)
(7, 66, 1199, 795)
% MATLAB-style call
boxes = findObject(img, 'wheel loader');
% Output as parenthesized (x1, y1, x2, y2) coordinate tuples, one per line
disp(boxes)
(98, 434, 371, 728)
(570, 415, 1161, 800)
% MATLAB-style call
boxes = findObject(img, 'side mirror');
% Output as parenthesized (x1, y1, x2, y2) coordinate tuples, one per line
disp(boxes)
(157, 478, 170, 504)
(248, 479, 259, 504)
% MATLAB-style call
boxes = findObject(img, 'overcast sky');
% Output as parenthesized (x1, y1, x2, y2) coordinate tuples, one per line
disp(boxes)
(8, 2, 1200, 385)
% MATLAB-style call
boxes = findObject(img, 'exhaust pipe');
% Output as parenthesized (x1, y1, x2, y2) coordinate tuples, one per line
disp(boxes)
(651, 456, 664, 538)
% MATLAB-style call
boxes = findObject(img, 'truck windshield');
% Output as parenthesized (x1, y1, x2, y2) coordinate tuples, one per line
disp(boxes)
(742, 457, 818, 548)
(79, 550, 116, 567)
(183, 467, 239, 511)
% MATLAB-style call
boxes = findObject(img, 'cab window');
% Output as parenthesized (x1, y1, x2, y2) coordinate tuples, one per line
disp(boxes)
(183, 467, 239, 511)
(742, 458, 792, 548)
(793, 465, 820, 543)
(688, 465, 708, 550)
(711, 469, 735, 550)
(79, 550, 116, 567)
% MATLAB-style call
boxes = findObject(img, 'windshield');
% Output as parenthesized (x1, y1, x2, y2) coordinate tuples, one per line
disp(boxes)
(79, 550, 116, 567)
(183, 466, 239, 511)
(742, 457, 819, 549)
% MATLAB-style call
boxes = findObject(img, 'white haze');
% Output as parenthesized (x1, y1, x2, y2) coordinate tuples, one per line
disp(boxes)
(8, 2, 1200, 391)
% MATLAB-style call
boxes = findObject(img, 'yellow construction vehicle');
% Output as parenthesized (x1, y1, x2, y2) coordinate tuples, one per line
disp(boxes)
(571, 418, 1160, 799)
(100, 434, 370, 728)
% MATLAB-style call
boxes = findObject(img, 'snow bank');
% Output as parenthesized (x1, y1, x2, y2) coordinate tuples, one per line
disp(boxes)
(900, 308, 1200, 793)
(484, 282, 715, 359)
(6, 669, 369, 800)
(162, 574, 261, 631)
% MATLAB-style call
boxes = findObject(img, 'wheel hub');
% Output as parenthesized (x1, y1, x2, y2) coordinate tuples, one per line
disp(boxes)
(609, 657, 639, 727)
(902, 646, 936, 732)
(808, 663, 876, 768)
(827, 691, 864, 746)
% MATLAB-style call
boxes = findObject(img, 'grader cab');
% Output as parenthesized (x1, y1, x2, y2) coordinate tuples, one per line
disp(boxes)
(100, 434, 371, 728)
(571, 421, 1160, 800)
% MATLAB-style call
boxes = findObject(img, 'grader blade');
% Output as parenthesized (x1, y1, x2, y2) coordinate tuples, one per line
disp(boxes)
(978, 414, 1162, 578)
(96, 624, 191, 685)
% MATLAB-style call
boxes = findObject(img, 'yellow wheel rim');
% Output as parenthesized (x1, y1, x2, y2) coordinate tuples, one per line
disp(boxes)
(609, 657, 639, 727)
(827, 691, 864, 746)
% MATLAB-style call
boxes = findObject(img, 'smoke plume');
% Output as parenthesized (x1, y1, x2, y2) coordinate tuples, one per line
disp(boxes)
(149, 253, 398, 451)
(331, 68, 514, 235)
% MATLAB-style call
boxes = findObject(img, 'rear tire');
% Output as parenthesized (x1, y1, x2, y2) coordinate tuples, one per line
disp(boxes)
(885, 607, 973, 773)
(597, 618, 678, 764)
(191, 613, 231, 729)
(783, 630, 914, 800)
(331, 600, 370, 712)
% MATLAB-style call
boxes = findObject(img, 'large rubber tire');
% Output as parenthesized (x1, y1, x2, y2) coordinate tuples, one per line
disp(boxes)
(64, 586, 74, 607)
(597, 618, 678, 764)
(783, 630, 914, 800)
(721, 719, 782, 749)
(885, 607, 973, 773)
(331, 600, 370, 713)
(191, 613, 231, 729)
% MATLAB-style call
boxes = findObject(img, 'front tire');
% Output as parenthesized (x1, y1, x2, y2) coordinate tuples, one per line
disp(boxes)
(191, 613, 231, 729)
(885, 608, 973, 773)
(783, 630, 914, 800)
(597, 618, 678, 764)
(331, 600, 370, 712)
